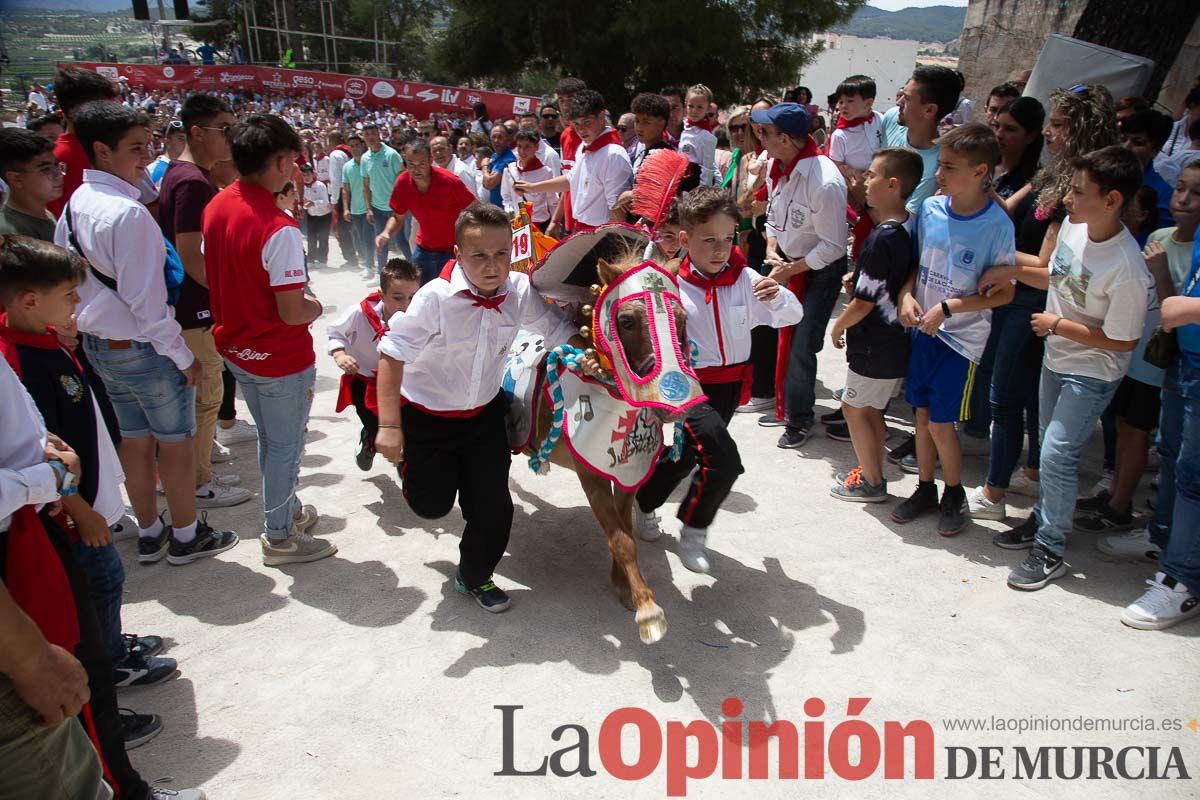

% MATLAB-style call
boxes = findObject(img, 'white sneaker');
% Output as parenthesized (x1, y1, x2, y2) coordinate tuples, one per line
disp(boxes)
(1120, 572, 1200, 630)
(211, 439, 234, 463)
(633, 505, 662, 542)
(260, 530, 337, 566)
(1078, 469, 1114, 500)
(678, 525, 711, 573)
(194, 481, 253, 509)
(1007, 470, 1040, 498)
(212, 472, 242, 487)
(1097, 527, 1162, 562)
(360, 267, 376, 281)
(216, 419, 257, 445)
(293, 504, 319, 535)
(735, 396, 773, 414)
(966, 485, 1006, 521)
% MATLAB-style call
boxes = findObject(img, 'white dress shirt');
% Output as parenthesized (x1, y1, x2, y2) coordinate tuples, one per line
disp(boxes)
(536, 139, 562, 176)
(568, 130, 634, 227)
(0, 358, 57, 533)
(54, 170, 193, 370)
(679, 267, 804, 369)
(501, 161, 556, 221)
(327, 147, 350, 205)
(764, 154, 848, 270)
(377, 263, 576, 411)
(443, 155, 478, 195)
(326, 299, 386, 377)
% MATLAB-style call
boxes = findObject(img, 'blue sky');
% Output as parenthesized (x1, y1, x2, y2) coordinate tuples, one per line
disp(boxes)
(868, 0, 969, 10)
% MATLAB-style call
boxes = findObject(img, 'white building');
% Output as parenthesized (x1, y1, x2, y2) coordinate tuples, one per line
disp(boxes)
(797, 33, 922, 112)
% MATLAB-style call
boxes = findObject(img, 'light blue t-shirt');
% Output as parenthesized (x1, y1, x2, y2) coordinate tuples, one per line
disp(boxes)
(914, 195, 1016, 363)
(361, 144, 403, 211)
(881, 105, 940, 214)
(1179, 239, 1200, 367)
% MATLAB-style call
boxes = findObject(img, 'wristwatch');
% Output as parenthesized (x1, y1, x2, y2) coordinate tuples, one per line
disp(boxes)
(941, 300, 953, 318)
(48, 459, 78, 497)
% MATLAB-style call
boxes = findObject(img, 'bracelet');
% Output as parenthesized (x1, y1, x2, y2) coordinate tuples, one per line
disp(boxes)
(941, 300, 952, 318)
(377, 424, 401, 429)
(1049, 316, 1061, 335)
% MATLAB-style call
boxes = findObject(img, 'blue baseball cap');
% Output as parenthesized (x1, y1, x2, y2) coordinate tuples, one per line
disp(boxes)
(749, 102, 810, 140)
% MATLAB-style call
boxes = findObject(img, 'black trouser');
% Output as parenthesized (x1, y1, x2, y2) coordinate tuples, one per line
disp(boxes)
(636, 382, 744, 530)
(305, 212, 331, 264)
(746, 241, 778, 399)
(399, 393, 514, 589)
(348, 377, 378, 448)
(219, 366, 237, 422)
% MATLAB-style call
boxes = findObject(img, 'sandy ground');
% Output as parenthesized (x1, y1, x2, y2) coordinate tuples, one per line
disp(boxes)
(121, 238, 1199, 799)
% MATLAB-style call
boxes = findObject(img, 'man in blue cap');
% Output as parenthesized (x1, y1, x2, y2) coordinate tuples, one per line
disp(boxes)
(750, 102, 848, 448)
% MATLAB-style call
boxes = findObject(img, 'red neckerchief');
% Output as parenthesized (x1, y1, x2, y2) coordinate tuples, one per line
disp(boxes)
(685, 117, 717, 133)
(825, 114, 874, 155)
(438, 261, 507, 311)
(583, 128, 622, 153)
(769, 136, 823, 182)
(517, 157, 545, 174)
(360, 291, 388, 341)
(677, 246, 748, 304)
(0, 317, 80, 373)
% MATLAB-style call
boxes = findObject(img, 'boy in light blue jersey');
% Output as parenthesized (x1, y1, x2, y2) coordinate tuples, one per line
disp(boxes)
(892, 123, 1016, 535)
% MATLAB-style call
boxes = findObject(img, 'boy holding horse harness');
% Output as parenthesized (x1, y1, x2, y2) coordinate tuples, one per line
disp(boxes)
(635, 188, 803, 572)
(373, 203, 599, 614)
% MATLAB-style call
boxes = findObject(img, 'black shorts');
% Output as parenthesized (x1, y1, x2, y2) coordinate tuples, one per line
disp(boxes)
(1112, 375, 1162, 431)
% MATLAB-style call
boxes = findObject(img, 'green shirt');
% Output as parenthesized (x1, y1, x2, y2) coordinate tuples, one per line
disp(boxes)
(341, 158, 368, 216)
(360, 144, 402, 211)
(0, 204, 56, 241)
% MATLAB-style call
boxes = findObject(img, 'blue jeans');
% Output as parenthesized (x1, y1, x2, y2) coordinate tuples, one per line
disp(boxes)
(784, 260, 845, 429)
(349, 213, 371, 268)
(69, 542, 125, 664)
(1033, 368, 1121, 555)
(370, 208, 410, 272)
(226, 362, 315, 540)
(82, 335, 196, 442)
(985, 296, 1044, 488)
(1150, 358, 1200, 597)
(412, 245, 455, 285)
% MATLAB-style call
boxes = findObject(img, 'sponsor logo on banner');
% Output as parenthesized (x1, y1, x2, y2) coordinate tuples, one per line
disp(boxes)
(344, 77, 368, 99)
(416, 88, 438, 102)
(371, 80, 396, 99)
(292, 74, 314, 87)
(163, 66, 176, 78)
(220, 72, 256, 83)
(468, 93, 482, 106)
(263, 71, 287, 89)
(512, 96, 531, 114)
(97, 66, 119, 80)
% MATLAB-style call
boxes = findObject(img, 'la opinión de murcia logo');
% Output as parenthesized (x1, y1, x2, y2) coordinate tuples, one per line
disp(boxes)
(495, 700, 1192, 796)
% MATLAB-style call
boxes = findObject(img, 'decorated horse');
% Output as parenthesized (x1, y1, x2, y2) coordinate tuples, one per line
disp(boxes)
(502, 225, 705, 644)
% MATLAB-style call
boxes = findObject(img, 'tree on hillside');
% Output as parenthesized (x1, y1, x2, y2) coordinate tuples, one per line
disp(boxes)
(434, 0, 866, 107)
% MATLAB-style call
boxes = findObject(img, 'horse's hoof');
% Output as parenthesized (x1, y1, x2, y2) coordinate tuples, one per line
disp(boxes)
(636, 605, 667, 644)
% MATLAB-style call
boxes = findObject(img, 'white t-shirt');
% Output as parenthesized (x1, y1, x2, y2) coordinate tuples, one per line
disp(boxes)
(1147, 226, 1195, 291)
(1044, 220, 1151, 382)
(828, 112, 884, 172)
(304, 180, 332, 216)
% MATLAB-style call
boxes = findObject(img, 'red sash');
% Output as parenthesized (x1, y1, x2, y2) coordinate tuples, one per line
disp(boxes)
(335, 374, 378, 415)
(696, 363, 753, 405)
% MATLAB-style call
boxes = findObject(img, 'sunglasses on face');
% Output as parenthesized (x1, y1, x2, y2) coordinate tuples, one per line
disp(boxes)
(617, 125, 630, 132)
(728, 123, 747, 132)
(540, 113, 559, 120)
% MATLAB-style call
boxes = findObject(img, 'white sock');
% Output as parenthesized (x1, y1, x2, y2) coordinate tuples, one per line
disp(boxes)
(173, 521, 198, 544)
(137, 518, 163, 540)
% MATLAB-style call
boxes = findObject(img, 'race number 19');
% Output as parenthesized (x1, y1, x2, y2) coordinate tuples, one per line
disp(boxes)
(511, 224, 532, 263)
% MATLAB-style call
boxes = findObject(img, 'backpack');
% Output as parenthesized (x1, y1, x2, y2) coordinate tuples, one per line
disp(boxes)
(64, 202, 184, 306)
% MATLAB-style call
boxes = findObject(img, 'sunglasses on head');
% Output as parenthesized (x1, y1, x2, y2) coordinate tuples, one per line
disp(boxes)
(166, 119, 184, 131)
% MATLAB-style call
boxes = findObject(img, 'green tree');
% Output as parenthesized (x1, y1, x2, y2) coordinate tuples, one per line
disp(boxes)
(434, 0, 865, 107)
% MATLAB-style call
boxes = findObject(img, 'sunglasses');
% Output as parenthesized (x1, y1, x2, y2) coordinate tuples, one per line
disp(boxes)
(200, 124, 232, 136)
(540, 113, 559, 120)
(728, 123, 747, 132)
(617, 125, 630, 132)
(166, 119, 184, 131)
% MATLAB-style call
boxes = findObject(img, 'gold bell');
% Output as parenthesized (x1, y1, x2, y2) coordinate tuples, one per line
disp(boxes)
(581, 304, 593, 317)
(584, 348, 597, 359)
(579, 325, 592, 340)
(590, 284, 602, 296)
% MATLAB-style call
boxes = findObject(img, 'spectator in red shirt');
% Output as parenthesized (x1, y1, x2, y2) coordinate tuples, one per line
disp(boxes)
(47, 67, 118, 217)
(374, 139, 475, 284)
(202, 114, 337, 566)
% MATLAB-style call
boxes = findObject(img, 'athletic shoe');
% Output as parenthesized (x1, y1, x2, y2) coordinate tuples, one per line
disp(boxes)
(832, 387, 844, 402)
(167, 516, 239, 565)
(355, 439, 375, 471)
(113, 652, 178, 689)
(1075, 489, 1111, 512)
(1007, 543, 1067, 591)
(212, 472, 242, 487)
(758, 413, 786, 428)
(678, 525, 711, 573)
(1120, 572, 1200, 631)
(360, 267, 376, 281)
(887, 435, 915, 464)
(110, 512, 138, 542)
(830, 467, 887, 503)
(890, 482, 939, 524)
(898, 453, 920, 474)
(149, 780, 207, 800)
(1007, 470, 1040, 498)
(966, 485, 1006, 521)
(993, 514, 1037, 550)
(820, 407, 845, 425)
(1097, 527, 1162, 562)
(260, 530, 337, 566)
(293, 504, 319, 535)
(1078, 469, 1113, 500)
(735, 396, 773, 414)
(121, 708, 163, 749)
(215, 418, 257, 446)
(123, 633, 164, 659)
(194, 480, 252, 509)
(776, 427, 810, 449)
(210, 440, 234, 463)
(1073, 504, 1135, 534)
(454, 569, 511, 613)
(938, 485, 967, 536)
(137, 518, 171, 564)
(825, 422, 852, 442)
(633, 505, 663, 542)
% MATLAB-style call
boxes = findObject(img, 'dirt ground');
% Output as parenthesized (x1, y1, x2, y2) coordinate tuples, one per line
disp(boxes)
(122, 240, 1199, 799)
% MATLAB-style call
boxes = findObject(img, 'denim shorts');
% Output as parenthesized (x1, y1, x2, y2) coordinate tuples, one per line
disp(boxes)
(82, 334, 196, 442)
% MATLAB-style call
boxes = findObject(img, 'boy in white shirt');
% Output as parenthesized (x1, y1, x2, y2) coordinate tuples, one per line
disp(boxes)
(301, 164, 332, 267)
(501, 130, 556, 228)
(827, 74, 884, 180)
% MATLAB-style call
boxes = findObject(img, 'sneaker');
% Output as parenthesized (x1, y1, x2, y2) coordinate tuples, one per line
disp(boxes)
(260, 530, 337, 566)
(1120, 572, 1200, 630)
(110, 512, 138, 542)
(1073, 504, 1135, 534)
(993, 514, 1037, 550)
(1075, 489, 1111, 512)
(360, 267, 376, 280)
(886, 435, 915, 464)
(166, 515, 239, 565)
(1007, 470, 1040, 498)
(121, 708, 163, 749)
(890, 482, 939, 524)
(123, 633, 164, 659)
(113, 652, 178, 689)
(216, 418, 257, 445)
(149, 780, 207, 800)
(825, 422, 852, 442)
(677, 525, 711, 573)
(830, 467, 888, 503)
(454, 570, 511, 613)
(137, 518, 171, 564)
(210, 439, 234, 463)
(1007, 543, 1067, 591)
(212, 472, 242, 487)
(776, 427, 810, 449)
(633, 505, 663, 542)
(1097, 527, 1162, 562)
(820, 407, 845, 425)
(194, 480, 252, 509)
(966, 485, 1006, 521)
(293, 504, 319, 535)
(938, 485, 967, 536)
(832, 387, 844, 402)
(355, 438, 375, 471)
(758, 413, 786, 428)
(1078, 469, 1114, 500)
(898, 452, 920, 474)
(735, 396, 774, 414)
